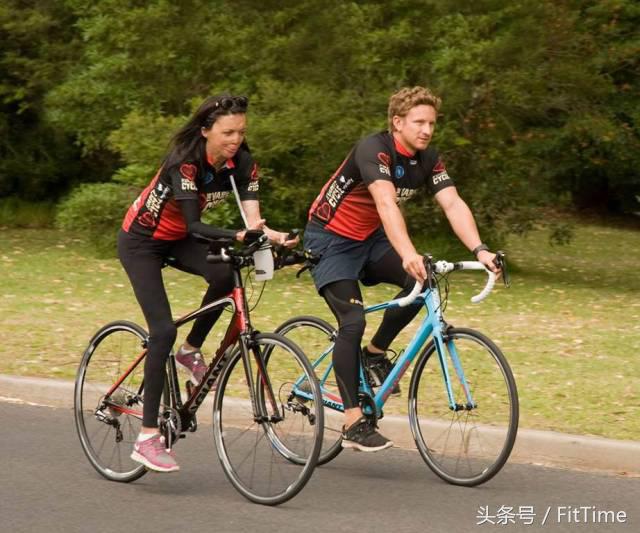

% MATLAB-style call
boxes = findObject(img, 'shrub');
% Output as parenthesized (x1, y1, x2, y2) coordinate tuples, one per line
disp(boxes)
(0, 198, 56, 228)
(56, 182, 139, 256)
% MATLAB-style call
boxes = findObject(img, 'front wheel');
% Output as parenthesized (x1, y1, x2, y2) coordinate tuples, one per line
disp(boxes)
(274, 316, 344, 465)
(408, 327, 518, 486)
(213, 333, 323, 505)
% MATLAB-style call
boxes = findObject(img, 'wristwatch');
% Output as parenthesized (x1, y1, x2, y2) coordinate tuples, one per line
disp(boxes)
(472, 243, 490, 258)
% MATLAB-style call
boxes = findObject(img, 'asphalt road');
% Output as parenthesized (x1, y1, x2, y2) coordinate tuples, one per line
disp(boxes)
(1, 401, 637, 533)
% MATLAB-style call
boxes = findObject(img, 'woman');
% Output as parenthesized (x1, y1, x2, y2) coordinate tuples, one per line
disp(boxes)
(118, 94, 295, 472)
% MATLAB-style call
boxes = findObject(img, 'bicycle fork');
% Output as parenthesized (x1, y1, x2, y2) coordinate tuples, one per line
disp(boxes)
(433, 329, 476, 411)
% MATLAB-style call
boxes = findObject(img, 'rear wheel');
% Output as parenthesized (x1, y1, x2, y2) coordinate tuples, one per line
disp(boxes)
(408, 327, 518, 486)
(74, 321, 150, 482)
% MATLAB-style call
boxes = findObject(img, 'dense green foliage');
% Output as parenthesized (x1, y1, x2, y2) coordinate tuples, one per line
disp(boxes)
(56, 182, 138, 255)
(1, 0, 638, 251)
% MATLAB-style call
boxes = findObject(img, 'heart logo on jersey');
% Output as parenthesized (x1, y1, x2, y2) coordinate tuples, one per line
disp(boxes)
(137, 211, 156, 228)
(180, 163, 197, 181)
(315, 202, 332, 221)
(377, 152, 391, 167)
(250, 162, 260, 181)
(433, 159, 446, 174)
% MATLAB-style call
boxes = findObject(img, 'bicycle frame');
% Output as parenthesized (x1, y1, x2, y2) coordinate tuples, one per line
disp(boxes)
(103, 269, 280, 431)
(295, 283, 476, 417)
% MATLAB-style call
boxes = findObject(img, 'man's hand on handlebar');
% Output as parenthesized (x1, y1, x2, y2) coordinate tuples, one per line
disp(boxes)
(402, 251, 428, 284)
(477, 249, 502, 278)
(265, 228, 300, 248)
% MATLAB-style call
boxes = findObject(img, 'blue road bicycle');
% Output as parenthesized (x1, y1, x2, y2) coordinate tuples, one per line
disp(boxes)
(275, 253, 518, 486)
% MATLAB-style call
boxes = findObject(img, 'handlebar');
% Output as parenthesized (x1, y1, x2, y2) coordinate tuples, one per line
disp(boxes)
(205, 232, 269, 265)
(396, 280, 424, 307)
(390, 251, 508, 307)
(433, 260, 496, 303)
(204, 229, 306, 272)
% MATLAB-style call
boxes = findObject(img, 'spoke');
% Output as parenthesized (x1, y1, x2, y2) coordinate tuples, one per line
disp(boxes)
(231, 427, 268, 471)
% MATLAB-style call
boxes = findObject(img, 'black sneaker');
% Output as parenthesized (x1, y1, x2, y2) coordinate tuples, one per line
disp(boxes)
(341, 417, 393, 452)
(365, 351, 401, 395)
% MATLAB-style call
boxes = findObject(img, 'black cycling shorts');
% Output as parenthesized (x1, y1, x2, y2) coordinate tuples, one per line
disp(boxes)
(303, 223, 392, 292)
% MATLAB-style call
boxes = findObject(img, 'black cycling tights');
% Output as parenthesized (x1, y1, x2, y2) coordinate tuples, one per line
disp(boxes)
(321, 248, 426, 409)
(118, 231, 234, 427)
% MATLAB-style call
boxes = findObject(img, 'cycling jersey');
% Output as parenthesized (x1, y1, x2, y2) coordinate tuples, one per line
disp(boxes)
(122, 147, 260, 240)
(308, 132, 454, 241)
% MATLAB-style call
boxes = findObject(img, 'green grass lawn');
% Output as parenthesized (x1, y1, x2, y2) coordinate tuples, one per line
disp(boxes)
(1, 217, 638, 441)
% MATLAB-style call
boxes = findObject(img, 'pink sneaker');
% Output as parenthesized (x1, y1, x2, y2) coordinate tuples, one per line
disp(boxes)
(175, 346, 208, 385)
(131, 434, 179, 472)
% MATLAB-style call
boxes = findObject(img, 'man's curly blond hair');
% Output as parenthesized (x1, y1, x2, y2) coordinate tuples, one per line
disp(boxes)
(388, 86, 441, 132)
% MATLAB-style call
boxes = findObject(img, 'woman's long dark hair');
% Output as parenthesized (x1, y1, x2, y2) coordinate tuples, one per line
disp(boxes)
(162, 94, 248, 176)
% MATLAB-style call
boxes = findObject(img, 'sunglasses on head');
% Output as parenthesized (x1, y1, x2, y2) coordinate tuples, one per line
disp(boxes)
(214, 96, 249, 111)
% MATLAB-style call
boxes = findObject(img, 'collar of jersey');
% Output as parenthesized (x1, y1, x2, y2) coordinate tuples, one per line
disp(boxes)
(206, 152, 236, 169)
(392, 135, 415, 158)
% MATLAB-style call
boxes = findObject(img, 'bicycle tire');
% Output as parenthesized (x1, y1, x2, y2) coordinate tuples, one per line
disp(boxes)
(274, 315, 344, 465)
(213, 332, 323, 505)
(74, 320, 150, 482)
(408, 327, 519, 486)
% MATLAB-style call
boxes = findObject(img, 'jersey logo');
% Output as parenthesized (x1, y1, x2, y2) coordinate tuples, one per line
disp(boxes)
(432, 172, 450, 185)
(250, 162, 260, 181)
(137, 211, 156, 228)
(377, 152, 391, 177)
(395, 165, 405, 179)
(180, 163, 197, 181)
(377, 152, 391, 167)
(433, 159, 446, 174)
(202, 191, 231, 211)
(203, 172, 214, 185)
(396, 188, 418, 203)
(315, 202, 332, 221)
(181, 178, 198, 192)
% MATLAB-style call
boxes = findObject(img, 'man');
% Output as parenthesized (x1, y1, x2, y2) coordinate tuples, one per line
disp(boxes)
(303, 86, 500, 451)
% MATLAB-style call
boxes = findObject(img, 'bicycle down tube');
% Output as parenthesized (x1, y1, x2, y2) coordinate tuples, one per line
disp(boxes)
(294, 283, 475, 415)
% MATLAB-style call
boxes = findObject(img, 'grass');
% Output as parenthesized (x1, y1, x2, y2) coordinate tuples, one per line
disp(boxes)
(1, 216, 638, 441)
(0, 198, 56, 228)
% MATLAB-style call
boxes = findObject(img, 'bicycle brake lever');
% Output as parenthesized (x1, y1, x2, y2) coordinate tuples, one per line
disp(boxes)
(494, 251, 510, 288)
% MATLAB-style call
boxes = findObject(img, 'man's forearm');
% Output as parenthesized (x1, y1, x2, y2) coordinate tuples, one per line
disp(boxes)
(378, 201, 418, 259)
(443, 198, 483, 252)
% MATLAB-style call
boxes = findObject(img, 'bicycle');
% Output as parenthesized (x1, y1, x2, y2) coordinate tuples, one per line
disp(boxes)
(275, 252, 518, 486)
(74, 233, 324, 505)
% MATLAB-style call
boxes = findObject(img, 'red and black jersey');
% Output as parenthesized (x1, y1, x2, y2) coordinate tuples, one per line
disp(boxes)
(122, 147, 260, 240)
(308, 132, 454, 241)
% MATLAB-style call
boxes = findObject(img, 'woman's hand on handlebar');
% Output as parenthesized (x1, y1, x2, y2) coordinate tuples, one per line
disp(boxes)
(235, 219, 266, 242)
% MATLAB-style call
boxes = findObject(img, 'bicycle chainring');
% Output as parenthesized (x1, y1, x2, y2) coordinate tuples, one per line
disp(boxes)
(159, 406, 182, 449)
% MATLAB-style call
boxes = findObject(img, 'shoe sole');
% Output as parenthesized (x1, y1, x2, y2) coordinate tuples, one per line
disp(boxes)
(341, 440, 394, 452)
(131, 451, 180, 473)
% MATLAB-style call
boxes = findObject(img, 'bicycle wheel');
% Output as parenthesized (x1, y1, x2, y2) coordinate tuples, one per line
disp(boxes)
(75, 320, 161, 482)
(275, 316, 344, 465)
(213, 333, 323, 505)
(408, 327, 518, 486)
